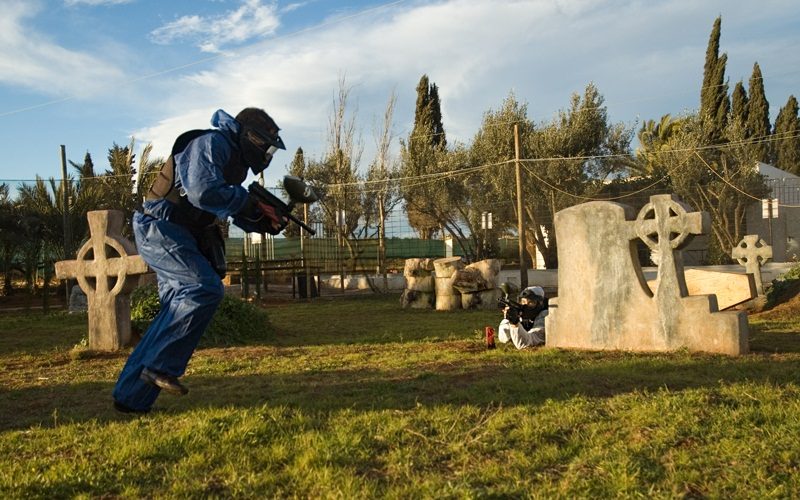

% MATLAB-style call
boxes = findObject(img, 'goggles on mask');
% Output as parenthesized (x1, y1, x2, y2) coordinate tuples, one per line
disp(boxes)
(243, 126, 286, 174)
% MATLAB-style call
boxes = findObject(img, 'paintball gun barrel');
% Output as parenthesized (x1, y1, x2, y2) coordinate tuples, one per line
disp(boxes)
(497, 295, 523, 311)
(497, 282, 523, 325)
(247, 175, 319, 235)
(498, 295, 523, 322)
(497, 282, 521, 310)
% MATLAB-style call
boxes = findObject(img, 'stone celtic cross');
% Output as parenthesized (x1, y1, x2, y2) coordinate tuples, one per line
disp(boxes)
(732, 234, 772, 295)
(55, 210, 149, 351)
(634, 194, 710, 301)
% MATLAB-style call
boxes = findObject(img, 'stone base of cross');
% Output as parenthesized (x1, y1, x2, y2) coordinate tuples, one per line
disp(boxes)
(55, 210, 149, 351)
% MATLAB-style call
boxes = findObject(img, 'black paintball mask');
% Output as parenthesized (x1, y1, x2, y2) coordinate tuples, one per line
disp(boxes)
(519, 286, 547, 320)
(240, 124, 286, 175)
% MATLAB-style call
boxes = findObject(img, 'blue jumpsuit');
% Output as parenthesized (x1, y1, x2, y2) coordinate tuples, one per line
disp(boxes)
(113, 110, 259, 412)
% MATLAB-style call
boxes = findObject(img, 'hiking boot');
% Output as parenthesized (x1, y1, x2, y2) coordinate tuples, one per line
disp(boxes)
(140, 367, 189, 395)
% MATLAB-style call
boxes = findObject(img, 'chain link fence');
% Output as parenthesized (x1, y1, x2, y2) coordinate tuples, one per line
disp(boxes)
(3, 175, 797, 302)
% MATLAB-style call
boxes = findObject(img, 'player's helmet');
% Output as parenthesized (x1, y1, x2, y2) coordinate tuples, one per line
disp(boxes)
(519, 286, 545, 301)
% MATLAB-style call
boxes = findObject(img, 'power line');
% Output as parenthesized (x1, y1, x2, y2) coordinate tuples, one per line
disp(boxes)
(2, 130, 800, 194)
(40, 120, 787, 194)
(324, 129, 800, 191)
(521, 163, 673, 202)
(693, 151, 800, 208)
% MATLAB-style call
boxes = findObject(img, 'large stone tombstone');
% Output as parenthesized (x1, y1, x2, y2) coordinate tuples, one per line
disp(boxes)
(55, 210, 149, 351)
(546, 194, 748, 355)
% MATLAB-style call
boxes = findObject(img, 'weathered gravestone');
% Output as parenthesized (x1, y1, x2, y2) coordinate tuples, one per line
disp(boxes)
(546, 194, 749, 355)
(401, 258, 502, 310)
(401, 258, 436, 309)
(452, 259, 502, 309)
(68, 284, 88, 313)
(433, 257, 465, 311)
(732, 234, 772, 296)
(55, 210, 149, 351)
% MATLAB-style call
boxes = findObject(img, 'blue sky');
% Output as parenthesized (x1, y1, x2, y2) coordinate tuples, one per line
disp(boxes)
(0, 0, 798, 192)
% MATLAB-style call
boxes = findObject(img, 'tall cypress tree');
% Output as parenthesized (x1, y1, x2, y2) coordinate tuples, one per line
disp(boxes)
(730, 80, 748, 129)
(288, 147, 306, 177)
(281, 147, 307, 237)
(699, 16, 729, 143)
(408, 75, 446, 153)
(402, 74, 447, 239)
(746, 62, 771, 162)
(428, 83, 446, 149)
(409, 76, 431, 155)
(773, 95, 800, 173)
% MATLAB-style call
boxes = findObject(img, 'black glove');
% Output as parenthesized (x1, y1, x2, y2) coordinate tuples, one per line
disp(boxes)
(505, 305, 521, 326)
(234, 196, 289, 235)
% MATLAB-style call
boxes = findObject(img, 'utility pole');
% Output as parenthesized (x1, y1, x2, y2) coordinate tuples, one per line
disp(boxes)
(341, 210, 346, 293)
(60, 145, 72, 306)
(303, 203, 313, 299)
(377, 195, 387, 292)
(514, 125, 528, 288)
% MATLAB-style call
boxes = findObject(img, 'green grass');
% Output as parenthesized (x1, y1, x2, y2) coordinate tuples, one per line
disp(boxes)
(1, 295, 800, 498)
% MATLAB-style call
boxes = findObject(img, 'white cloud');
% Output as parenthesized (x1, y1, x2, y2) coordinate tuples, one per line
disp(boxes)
(282, 2, 309, 14)
(0, 1, 125, 97)
(150, 0, 281, 53)
(65, 0, 134, 5)
(134, 0, 800, 187)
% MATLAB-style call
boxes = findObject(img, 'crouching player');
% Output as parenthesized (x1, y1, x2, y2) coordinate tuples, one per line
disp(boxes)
(498, 286, 549, 349)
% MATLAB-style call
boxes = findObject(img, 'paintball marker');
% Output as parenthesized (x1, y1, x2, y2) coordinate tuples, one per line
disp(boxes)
(497, 282, 522, 325)
(248, 175, 319, 235)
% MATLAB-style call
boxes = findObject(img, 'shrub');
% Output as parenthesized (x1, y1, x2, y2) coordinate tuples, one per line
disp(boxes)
(765, 263, 800, 308)
(130, 284, 274, 347)
(131, 284, 161, 335)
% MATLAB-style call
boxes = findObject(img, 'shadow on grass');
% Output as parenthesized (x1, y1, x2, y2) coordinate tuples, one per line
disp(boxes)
(0, 311, 90, 358)
(3, 348, 800, 432)
(747, 321, 800, 353)
(749, 331, 800, 353)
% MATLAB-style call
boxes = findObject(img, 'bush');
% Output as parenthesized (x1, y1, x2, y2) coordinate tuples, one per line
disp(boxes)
(765, 263, 800, 308)
(130, 284, 274, 347)
(131, 285, 162, 335)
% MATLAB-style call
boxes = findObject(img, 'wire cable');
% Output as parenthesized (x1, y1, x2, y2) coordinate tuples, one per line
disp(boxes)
(693, 151, 800, 208)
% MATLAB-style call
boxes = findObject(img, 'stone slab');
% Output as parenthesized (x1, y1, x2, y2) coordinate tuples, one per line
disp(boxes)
(647, 268, 757, 311)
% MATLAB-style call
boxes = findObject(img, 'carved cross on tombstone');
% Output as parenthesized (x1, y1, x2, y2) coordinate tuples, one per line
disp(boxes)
(630, 194, 711, 345)
(732, 235, 772, 295)
(634, 194, 710, 300)
(55, 210, 149, 351)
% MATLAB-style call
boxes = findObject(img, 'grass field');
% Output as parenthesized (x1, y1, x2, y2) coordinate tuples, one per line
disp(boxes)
(1, 293, 800, 498)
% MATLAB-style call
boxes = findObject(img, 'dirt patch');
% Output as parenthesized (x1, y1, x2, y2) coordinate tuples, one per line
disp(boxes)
(753, 294, 800, 321)
(752, 277, 800, 321)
